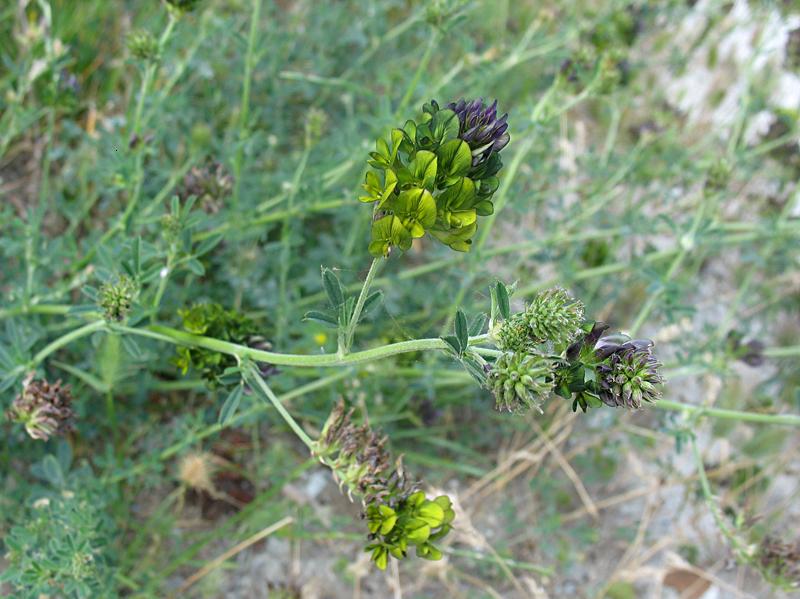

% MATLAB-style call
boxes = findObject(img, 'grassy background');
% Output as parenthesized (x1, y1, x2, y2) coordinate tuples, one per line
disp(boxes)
(1, 0, 799, 597)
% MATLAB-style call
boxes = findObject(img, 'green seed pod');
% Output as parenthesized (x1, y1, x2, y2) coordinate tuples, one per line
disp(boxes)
(487, 352, 554, 413)
(524, 287, 585, 347)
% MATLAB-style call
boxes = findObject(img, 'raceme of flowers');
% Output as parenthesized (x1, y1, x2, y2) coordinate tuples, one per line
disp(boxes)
(360, 98, 509, 256)
(312, 400, 455, 570)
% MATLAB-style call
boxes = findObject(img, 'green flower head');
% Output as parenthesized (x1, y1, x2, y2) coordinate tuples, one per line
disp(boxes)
(127, 30, 159, 62)
(99, 275, 139, 322)
(487, 351, 553, 413)
(361, 99, 509, 256)
(524, 287, 585, 347)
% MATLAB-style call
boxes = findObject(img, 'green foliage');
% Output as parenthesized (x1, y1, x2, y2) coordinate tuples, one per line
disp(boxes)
(0, 0, 798, 594)
(174, 303, 262, 386)
(1, 451, 117, 598)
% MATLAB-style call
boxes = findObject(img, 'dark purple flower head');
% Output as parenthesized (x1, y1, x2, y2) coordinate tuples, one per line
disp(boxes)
(447, 98, 510, 166)
(595, 340, 663, 409)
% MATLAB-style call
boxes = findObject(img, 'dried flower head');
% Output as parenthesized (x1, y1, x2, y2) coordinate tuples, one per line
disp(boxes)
(314, 399, 411, 505)
(6, 373, 75, 441)
(447, 98, 510, 167)
(487, 351, 553, 413)
(178, 161, 233, 214)
(758, 536, 800, 587)
(524, 287, 585, 347)
(99, 275, 138, 322)
(595, 338, 663, 409)
(177, 451, 217, 495)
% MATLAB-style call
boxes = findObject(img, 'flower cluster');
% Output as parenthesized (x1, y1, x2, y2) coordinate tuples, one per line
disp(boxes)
(174, 303, 276, 386)
(313, 400, 455, 570)
(758, 536, 800, 588)
(178, 160, 233, 214)
(488, 287, 663, 414)
(6, 373, 75, 441)
(127, 30, 159, 62)
(360, 98, 509, 256)
(99, 275, 138, 322)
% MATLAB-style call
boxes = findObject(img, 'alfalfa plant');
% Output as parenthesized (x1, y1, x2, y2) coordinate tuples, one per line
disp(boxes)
(6, 94, 668, 572)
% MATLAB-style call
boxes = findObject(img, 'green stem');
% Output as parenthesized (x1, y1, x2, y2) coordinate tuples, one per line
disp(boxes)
(245, 366, 315, 451)
(657, 399, 800, 427)
(74, 15, 177, 271)
(341, 258, 382, 353)
(276, 147, 311, 343)
(112, 322, 489, 368)
(763, 345, 800, 358)
(32, 320, 106, 366)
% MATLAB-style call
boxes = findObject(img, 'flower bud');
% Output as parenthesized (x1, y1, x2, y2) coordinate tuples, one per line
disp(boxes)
(487, 352, 553, 413)
(6, 373, 75, 441)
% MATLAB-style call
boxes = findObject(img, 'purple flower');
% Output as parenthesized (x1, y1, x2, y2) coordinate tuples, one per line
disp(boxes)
(447, 98, 510, 166)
